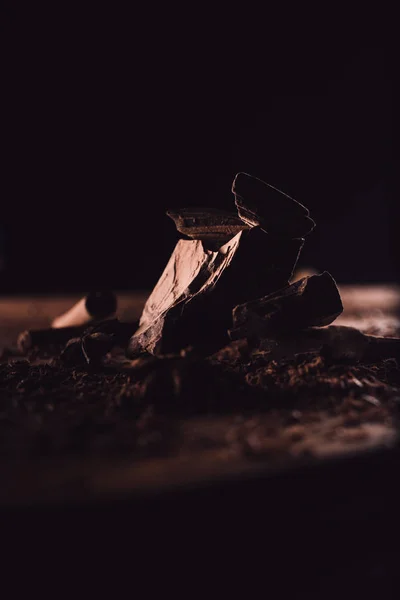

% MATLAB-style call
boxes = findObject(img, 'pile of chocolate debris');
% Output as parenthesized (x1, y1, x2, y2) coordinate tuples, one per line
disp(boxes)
(1, 173, 400, 461)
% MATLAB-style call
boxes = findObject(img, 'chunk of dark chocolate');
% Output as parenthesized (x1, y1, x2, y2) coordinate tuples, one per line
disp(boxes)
(257, 325, 400, 364)
(257, 326, 367, 362)
(128, 227, 304, 357)
(230, 271, 343, 341)
(323, 328, 400, 364)
(232, 172, 315, 238)
(59, 338, 87, 366)
(17, 325, 90, 353)
(82, 320, 139, 363)
(88, 319, 138, 343)
(17, 318, 135, 355)
(167, 207, 250, 250)
(82, 332, 116, 364)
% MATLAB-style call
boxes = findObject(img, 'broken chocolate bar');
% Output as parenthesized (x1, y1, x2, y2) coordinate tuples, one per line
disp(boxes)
(324, 328, 400, 364)
(258, 325, 400, 364)
(18, 318, 137, 361)
(17, 325, 90, 353)
(232, 172, 315, 238)
(166, 207, 250, 250)
(229, 271, 343, 341)
(52, 291, 117, 329)
(128, 227, 304, 357)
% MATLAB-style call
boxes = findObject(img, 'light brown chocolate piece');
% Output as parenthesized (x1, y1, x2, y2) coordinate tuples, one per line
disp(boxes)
(167, 207, 250, 250)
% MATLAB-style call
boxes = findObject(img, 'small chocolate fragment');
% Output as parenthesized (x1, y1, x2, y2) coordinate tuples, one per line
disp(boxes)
(59, 338, 87, 366)
(52, 291, 117, 329)
(257, 326, 367, 362)
(320, 326, 375, 363)
(167, 207, 250, 250)
(17, 325, 90, 353)
(326, 329, 400, 364)
(232, 172, 315, 238)
(82, 332, 116, 364)
(257, 325, 400, 364)
(230, 271, 343, 341)
(128, 228, 304, 357)
(88, 318, 138, 343)
(82, 320, 139, 364)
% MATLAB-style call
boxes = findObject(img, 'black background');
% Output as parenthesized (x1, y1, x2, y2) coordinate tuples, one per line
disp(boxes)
(1, 9, 395, 293)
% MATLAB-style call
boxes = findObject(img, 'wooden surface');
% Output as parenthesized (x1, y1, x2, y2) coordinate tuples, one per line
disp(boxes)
(0, 286, 400, 507)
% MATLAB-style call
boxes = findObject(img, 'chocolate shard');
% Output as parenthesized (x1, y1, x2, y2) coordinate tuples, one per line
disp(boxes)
(52, 291, 117, 329)
(88, 318, 138, 344)
(322, 328, 400, 364)
(82, 332, 116, 364)
(17, 325, 90, 353)
(16, 318, 135, 355)
(258, 326, 400, 364)
(59, 338, 87, 366)
(230, 271, 343, 341)
(232, 172, 315, 238)
(128, 227, 304, 357)
(81, 320, 138, 364)
(167, 207, 250, 250)
(257, 326, 367, 362)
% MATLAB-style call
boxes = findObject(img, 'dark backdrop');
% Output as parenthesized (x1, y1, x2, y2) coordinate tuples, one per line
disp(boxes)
(1, 10, 394, 293)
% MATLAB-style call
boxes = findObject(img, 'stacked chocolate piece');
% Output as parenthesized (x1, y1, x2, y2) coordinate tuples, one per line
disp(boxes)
(127, 172, 341, 357)
(16, 172, 400, 366)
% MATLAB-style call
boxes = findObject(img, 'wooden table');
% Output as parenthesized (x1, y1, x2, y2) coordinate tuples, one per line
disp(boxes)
(0, 285, 399, 504)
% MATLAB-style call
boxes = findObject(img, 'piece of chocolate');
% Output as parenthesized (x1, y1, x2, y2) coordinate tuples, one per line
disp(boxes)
(167, 207, 250, 250)
(128, 227, 304, 357)
(59, 338, 87, 366)
(82, 332, 116, 364)
(323, 328, 400, 364)
(82, 320, 139, 364)
(88, 318, 138, 341)
(17, 325, 90, 353)
(18, 317, 137, 359)
(257, 326, 367, 362)
(232, 172, 315, 238)
(230, 271, 343, 341)
(52, 291, 117, 329)
(258, 326, 400, 364)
